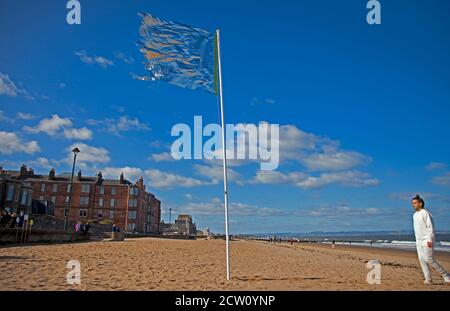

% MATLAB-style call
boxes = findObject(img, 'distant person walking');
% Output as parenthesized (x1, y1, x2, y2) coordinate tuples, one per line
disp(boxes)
(10, 213, 17, 228)
(411, 194, 450, 284)
(81, 222, 90, 234)
(332, 240, 336, 249)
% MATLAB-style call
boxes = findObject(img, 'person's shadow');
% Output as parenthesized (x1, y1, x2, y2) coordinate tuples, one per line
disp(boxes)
(0, 255, 29, 260)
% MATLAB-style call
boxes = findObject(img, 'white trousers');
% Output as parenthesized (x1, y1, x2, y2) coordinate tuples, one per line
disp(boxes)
(416, 241, 448, 281)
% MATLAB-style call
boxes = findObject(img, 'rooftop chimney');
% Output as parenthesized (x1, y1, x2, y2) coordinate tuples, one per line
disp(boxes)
(19, 164, 27, 176)
(120, 172, 125, 184)
(49, 169, 56, 180)
(77, 170, 82, 181)
(97, 171, 103, 184)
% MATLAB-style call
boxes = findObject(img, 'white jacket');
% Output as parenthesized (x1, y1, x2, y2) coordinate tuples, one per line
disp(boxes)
(413, 208, 435, 244)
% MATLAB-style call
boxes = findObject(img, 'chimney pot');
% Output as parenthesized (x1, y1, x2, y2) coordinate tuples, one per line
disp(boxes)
(49, 168, 56, 180)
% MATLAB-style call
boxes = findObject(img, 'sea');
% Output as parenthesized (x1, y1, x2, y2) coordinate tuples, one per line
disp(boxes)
(242, 232, 450, 253)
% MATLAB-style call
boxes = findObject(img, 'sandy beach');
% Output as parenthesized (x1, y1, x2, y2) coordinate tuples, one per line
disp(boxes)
(0, 238, 449, 291)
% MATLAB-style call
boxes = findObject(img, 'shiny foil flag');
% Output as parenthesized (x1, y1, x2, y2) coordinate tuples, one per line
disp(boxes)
(137, 12, 218, 95)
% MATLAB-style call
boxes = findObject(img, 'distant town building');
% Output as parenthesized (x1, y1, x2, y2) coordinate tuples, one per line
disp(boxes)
(159, 221, 178, 235)
(196, 227, 211, 237)
(0, 165, 161, 233)
(175, 214, 196, 235)
(145, 193, 161, 233)
(160, 214, 197, 236)
(0, 167, 33, 213)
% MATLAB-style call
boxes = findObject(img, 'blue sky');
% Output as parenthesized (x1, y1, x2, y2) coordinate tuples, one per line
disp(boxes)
(1, 0, 449, 234)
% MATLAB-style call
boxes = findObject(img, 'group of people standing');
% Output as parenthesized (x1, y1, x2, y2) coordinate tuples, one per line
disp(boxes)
(74, 221, 90, 234)
(0, 210, 28, 229)
(268, 236, 283, 243)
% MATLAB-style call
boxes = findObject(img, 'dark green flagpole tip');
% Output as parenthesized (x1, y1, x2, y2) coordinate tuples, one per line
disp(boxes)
(214, 32, 219, 96)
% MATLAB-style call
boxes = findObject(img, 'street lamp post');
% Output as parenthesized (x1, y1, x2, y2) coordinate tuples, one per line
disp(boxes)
(169, 208, 172, 224)
(64, 147, 80, 231)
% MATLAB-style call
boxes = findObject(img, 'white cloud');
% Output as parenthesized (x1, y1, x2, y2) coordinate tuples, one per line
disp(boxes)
(251, 97, 277, 105)
(111, 105, 125, 113)
(144, 169, 212, 189)
(194, 163, 242, 184)
(23, 114, 92, 140)
(276, 124, 372, 172)
(146, 123, 372, 177)
(144, 122, 376, 190)
(148, 152, 176, 162)
(75, 50, 114, 68)
(116, 116, 150, 131)
(0, 131, 40, 155)
(0, 73, 19, 97)
(252, 170, 378, 189)
(87, 116, 150, 136)
(0, 110, 9, 122)
(307, 205, 381, 218)
(426, 162, 447, 171)
(0, 72, 34, 100)
(223, 123, 377, 189)
(63, 127, 93, 140)
(252, 170, 306, 184)
(168, 198, 286, 217)
(101, 166, 144, 182)
(16, 112, 36, 120)
(432, 172, 450, 186)
(28, 157, 53, 170)
(114, 51, 135, 64)
(296, 171, 379, 189)
(301, 150, 370, 172)
(67, 143, 110, 166)
(24, 114, 72, 135)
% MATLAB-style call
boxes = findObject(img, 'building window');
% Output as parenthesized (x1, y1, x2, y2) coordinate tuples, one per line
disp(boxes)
(128, 199, 137, 208)
(99, 197, 104, 207)
(127, 223, 136, 232)
(21, 191, 28, 205)
(98, 210, 103, 218)
(65, 196, 69, 203)
(51, 196, 56, 204)
(109, 210, 114, 219)
(111, 187, 116, 195)
(81, 184, 90, 193)
(79, 209, 88, 217)
(129, 187, 139, 196)
(128, 210, 137, 220)
(6, 184, 15, 201)
(52, 184, 58, 192)
(40, 183, 46, 192)
(110, 199, 115, 208)
(67, 184, 71, 193)
(99, 186, 105, 195)
(39, 195, 44, 201)
(80, 196, 89, 206)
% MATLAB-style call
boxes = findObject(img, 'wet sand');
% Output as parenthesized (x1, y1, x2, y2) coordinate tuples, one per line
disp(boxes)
(0, 238, 449, 291)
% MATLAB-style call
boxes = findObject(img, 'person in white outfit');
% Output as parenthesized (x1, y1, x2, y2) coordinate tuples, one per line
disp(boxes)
(412, 194, 450, 284)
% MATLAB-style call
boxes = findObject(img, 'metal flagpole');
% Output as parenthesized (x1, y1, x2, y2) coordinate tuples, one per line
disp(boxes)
(216, 29, 231, 281)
